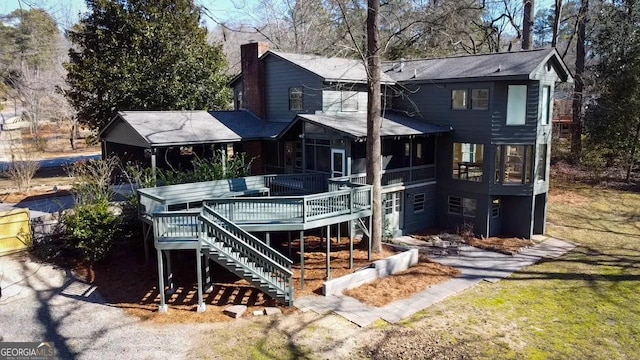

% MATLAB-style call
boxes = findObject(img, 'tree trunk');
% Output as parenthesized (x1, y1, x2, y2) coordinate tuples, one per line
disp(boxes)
(522, 0, 535, 50)
(572, 0, 588, 156)
(551, 0, 563, 48)
(366, 0, 382, 253)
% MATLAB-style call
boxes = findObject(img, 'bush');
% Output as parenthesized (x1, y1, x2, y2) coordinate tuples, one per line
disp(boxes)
(66, 156, 119, 204)
(62, 199, 122, 264)
(4, 151, 40, 194)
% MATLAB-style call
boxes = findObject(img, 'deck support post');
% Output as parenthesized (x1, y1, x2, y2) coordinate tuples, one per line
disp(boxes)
(300, 230, 305, 290)
(166, 250, 175, 294)
(337, 223, 341, 244)
(368, 216, 372, 261)
(142, 222, 151, 266)
(203, 249, 214, 293)
(326, 225, 331, 280)
(349, 220, 354, 269)
(266, 232, 270, 246)
(287, 232, 292, 257)
(157, 250, 168, 312)
(196, 248, 206, 312)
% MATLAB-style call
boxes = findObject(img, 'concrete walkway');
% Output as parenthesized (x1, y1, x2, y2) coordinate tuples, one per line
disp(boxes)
(294, 236, 576, 327)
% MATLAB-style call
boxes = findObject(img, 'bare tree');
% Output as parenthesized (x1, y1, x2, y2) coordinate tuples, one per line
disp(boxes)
(572, 0, 588, 156)
(551, 0, 563, 47)
(366, 0, 382, 253)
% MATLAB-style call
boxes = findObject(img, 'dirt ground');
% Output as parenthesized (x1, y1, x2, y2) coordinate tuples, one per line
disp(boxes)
(78, 235, 403, 323)
(411, 230, 534, 255)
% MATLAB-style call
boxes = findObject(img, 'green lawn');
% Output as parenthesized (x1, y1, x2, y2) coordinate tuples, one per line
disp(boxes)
(190, 184, 640, 359)
(400, 184, 640, 359)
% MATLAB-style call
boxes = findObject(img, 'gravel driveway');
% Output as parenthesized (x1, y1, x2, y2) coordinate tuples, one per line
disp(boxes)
(0, 253, 216, 359)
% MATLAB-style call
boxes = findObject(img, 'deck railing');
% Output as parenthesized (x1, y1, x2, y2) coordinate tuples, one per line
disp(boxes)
(204, 185, 372, 225)
(330, 164, 435, 187)
(201, 205, 294, 272)
(152, 210, 201, 244)
(199, 208, 293, 302)
(263, 173, 329, 195)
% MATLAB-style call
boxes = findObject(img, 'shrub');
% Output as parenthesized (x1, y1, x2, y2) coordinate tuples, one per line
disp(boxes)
(66, 156, 119, 204)
(62, 199, 121, 264)
(4, 151, 40, 194)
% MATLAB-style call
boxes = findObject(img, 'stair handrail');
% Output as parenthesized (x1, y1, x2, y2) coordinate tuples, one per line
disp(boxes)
(200, 206, 293, 274)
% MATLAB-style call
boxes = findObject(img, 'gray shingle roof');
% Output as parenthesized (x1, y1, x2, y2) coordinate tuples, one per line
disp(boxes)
(113, 110, 287, 146)
(294, 112, 450, 139)
(268, 51, 395, 84)
(383, 48, 566, 82)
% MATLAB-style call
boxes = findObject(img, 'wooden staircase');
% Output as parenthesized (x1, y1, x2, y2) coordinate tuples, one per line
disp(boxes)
(199, 205, 294, 305)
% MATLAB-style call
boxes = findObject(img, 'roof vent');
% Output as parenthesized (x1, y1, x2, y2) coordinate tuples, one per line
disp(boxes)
(399, 58, 405, 72)
(496, 64, 502, 73)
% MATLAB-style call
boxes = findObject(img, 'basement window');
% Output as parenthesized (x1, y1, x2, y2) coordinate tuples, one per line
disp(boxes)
(413, 193, 425, 213)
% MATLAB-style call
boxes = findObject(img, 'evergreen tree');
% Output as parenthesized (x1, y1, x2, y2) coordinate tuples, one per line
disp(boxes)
(65, 0, 231, 130)
(584, 0, 640, 182)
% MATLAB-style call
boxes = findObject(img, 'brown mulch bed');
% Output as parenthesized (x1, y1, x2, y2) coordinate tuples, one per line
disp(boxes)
(76, 235, 395, 323)
(289, 235, 396, 297)
(344, 255, 460, 307)
(410, 229, 534, 255)
(468, 237, 534, 255)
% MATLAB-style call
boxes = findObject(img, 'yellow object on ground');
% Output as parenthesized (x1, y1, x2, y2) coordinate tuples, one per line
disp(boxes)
(0, 208, 31, 255)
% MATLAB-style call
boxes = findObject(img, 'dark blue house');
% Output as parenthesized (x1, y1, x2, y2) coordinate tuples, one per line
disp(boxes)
(102, 42, 571, 239)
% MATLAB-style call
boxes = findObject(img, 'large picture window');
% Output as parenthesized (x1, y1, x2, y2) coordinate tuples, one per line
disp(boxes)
(452, 143, 484, 182)
(506, 85, 527, 125)
(305, 139, 331, 173)
(495, 145, 534, 184)
(289, 87, 303, 111)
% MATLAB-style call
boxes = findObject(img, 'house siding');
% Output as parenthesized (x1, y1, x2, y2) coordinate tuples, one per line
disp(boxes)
(264, 56, 324, 122)
(402, 184, 436, 234)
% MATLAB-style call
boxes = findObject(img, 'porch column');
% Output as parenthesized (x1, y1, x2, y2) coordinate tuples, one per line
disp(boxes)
(368, 216, 372, 261)
(300, 230, 305, 290)
(151, 148, 157, 183)
(349, 220, 354, 269)
(326, 225, 331, 280)
(157, 250, 168, 312)
(166, 250, 175, 294)
(196, 248, 206, 312)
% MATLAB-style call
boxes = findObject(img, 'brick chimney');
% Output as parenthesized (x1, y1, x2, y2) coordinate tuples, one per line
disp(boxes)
(241, 42, 269, 119)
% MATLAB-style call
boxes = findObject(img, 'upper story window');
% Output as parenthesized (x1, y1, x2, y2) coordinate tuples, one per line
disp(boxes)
(495, 145, 533, 184)
(235, 90, 243, 110)
(452, 142, 484, 182)
(451, 90, 467, 110)
(471, 89, 489, 110)
(540, 85, 551, 125)
(506, 85, 527, 125)
(289, 87, 303, 111)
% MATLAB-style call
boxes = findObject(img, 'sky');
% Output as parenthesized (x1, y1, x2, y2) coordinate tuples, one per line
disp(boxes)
(0, 0, 259, 29)
(1, 0, 555, 30)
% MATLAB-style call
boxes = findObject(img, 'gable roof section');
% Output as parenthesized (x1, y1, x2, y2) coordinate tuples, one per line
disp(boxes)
(266, 51, 395, 84)
(287, 112, 450, 140)
(383, 48, 572, 83)
(101, 110, 287, 147)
